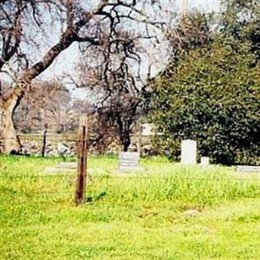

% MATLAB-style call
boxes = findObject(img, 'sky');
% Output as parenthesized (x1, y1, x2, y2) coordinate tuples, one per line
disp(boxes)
(47, 0, 221, 74)
(38, 0, 222, 99)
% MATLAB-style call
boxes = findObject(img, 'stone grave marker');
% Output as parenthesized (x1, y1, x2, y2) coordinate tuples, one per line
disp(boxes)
(181, 140, 197, 165)
(200, 157, 210, 167)
(118, 152, 143, 172)
(236, 165, 260, 173)
(57, 162, 77, 169)
(44, 162, 77, 175)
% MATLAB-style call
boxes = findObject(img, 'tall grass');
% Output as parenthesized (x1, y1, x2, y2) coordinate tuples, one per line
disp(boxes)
(0, 155, 260, 259)
(87, 173, 259, 207)
(1, 155, 259, 209)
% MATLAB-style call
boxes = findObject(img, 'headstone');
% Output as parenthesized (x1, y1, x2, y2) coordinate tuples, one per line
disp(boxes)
(236, 165, 260, 173)
(57, 162, 77, 169)
(118, 152, 142, 172)
(200, 157, 210, 167)
(181, 140, 197, 165)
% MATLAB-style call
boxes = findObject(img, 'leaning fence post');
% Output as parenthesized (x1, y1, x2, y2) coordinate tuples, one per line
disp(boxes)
(75, 116, 88, 206)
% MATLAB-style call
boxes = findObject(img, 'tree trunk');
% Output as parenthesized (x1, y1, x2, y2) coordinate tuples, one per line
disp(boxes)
(0, 10, 95, 155)
(0, 89, 23, 154)
(118, 119, 131, 152)
(121, 133, 131, 152)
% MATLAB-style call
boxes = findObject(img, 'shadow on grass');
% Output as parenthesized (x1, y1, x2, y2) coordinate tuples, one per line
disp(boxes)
(86, 191, 107, 203)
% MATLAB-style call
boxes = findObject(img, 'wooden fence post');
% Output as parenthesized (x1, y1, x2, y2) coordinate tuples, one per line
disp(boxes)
(41, 123, 48, 157)
(75, 116, 88, 206)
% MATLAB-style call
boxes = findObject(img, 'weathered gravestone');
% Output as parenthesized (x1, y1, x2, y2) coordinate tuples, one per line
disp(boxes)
(236, 165, 260, 173)
(118, 152, 143, 172)
(181, 140, 197, 165)
(43, 162, 77, 175)
(200, 157, 210, 168)
(57, 162, 77, 169)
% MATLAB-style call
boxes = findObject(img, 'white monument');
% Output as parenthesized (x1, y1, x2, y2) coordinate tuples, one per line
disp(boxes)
(200, 157, 210, 167)
(181, 140, 197, 165)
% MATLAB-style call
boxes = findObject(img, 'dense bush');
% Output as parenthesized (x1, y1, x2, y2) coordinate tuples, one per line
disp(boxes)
(149, 40, 259, 165)
(147, 1, 260, 165)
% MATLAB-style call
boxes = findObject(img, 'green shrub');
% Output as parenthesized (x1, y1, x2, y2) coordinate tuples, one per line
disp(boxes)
(148, 41, 260, 165)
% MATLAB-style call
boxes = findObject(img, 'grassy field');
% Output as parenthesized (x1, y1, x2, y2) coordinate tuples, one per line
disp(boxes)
(0, 155, 259, 259)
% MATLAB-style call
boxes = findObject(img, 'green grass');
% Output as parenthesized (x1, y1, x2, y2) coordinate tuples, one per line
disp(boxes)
(0, 155, 260, 259)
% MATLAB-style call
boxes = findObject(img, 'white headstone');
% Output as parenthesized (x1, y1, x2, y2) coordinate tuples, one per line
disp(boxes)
(200, 157, 210, 167)
(181, 140, 197, 165)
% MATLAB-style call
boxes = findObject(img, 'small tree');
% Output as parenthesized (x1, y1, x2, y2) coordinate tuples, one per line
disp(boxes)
(95, 89, 141, 152)
(78, 29, 151, 152)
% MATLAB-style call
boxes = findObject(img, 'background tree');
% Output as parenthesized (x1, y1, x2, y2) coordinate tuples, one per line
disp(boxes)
(78, 34, 144, 152)
(0, 0, 169, 154)
(220, 0, 260, 63)
(148, 4, 260, 165)
(94, 84, 141, 152)
(13, 80, 71, 133)
(142, 10, 213, 113)
(166, 11, 212, 63)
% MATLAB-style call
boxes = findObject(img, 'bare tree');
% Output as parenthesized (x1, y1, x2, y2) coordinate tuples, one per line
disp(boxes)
(14, 80, 71, 133)
(0, 0, 170, 154)
(79, 43, 143, 152)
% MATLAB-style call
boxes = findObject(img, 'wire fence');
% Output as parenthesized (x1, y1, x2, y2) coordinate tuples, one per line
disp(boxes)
(1, 118, 260, 207)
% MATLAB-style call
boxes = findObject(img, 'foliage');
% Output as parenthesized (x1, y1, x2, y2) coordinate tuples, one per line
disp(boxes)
(220, 0, 260, 63)
(147, 4, 260, 165)
(0, 156, 260, 259)
(150, 40, 259, 165)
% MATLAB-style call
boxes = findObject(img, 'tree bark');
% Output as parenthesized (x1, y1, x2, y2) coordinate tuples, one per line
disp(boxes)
(0, 9, 96, 154)
(0, 26, 79, 154)
(123, 140, 130, 152)
(0, 89, 23, 154)
(121, 132, 131, 152)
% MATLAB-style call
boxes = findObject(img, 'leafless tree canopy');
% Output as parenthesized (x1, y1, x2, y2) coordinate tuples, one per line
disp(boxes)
(0, 0, 172, 154)
(14, 80, 72, 133)
(0, 0, 168, 84)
